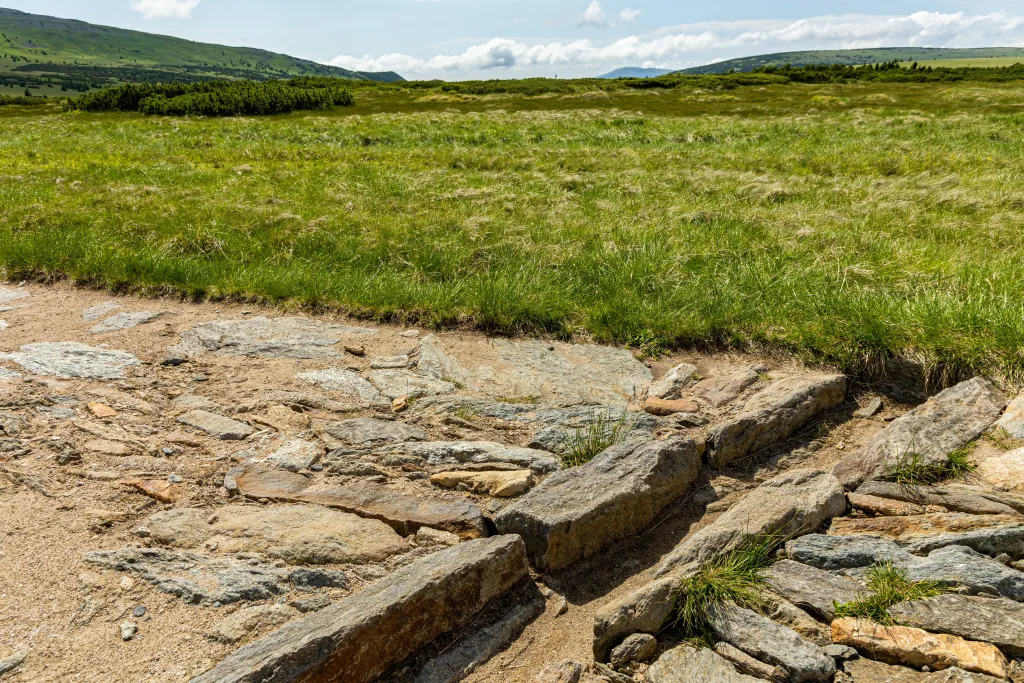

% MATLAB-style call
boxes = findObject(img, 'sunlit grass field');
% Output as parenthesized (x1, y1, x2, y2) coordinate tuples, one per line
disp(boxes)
(2, 81, 1024, 381)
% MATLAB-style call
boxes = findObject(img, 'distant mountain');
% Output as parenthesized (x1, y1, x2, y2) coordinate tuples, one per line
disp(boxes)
(598, 67, 674, 79)
(0, 7, 402, 97)
(676, 47, 1024, 74)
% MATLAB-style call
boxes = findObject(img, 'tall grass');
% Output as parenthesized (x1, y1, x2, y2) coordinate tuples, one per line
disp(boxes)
(833, 562, 947, 625)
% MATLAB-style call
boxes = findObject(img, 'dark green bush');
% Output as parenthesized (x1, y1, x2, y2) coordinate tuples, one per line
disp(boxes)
(0, 94, 41, 107)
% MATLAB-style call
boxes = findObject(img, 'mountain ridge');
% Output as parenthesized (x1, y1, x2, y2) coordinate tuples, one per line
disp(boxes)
(676, 47, 1024, 74)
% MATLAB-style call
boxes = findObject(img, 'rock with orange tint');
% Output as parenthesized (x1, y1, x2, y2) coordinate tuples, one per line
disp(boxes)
(847, 492, 928, 516)
(643, 396, 700, 416)
(124, 478, 181, 504)
(828, 512, 1023, 543)
(87, 402, 117, 418)
(830, 618, 1009, 679)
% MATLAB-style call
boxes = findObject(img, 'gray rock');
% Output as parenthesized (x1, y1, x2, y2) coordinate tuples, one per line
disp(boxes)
(0, 342, 141, 379)
(494, 438, 701, 571)
(843, 657, 1006, 682)
(120, 621, 137, 641)
(657, 469, 847, 576)
(649, 363, 698, 400)
(610, 633, 658, 666)
(171, 317, 375, 359)
(370, 355, 412, 369)
(90, 311, 162, 334)
(189, 536, 529, 683)
(530, 660, 585, 683)
(592, 575, 679, 662)
(834, 378, 1007, 489)
(692, 368, 760, 408)
(995, 394, 1024, 439)
(287, 568, 350, 589)
(713, 642, 788, 682)
(249, 439, 322, 472)
(890, 594, 1024, 657)
(902, 526, 1024, 560)
(786, 534, 915, 570)
(763, 559, 867, 620)
(84, 547, 290, 604)
(386, 441, 560, 475)
(647, 644, 762, 683)
(172, 394, 222, 412)
(855, 397, 884, 418)
(413, 601, 541, 683)
(295, 369, 387, 405)
(853, 480, 1024, 516)
(0, 649, 28, 677)
(325, 418, 427, 445)
(707, 602, 835, 682)
(290, 595, 331, 613)
(82, 301, 122, 322)
(370, 369, 456, 399)
(823, 645, 858, 662)
(212, 604, 299, 644)
(176, 410, 254, 440)
(0, 286, 29, 306)
(0, 368, 20, 381)
(707, 374, 847, 468)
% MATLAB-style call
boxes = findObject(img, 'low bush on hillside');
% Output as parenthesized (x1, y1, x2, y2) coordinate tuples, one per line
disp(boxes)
(65, 77, 354, 116)
(0, 94, 44, 107)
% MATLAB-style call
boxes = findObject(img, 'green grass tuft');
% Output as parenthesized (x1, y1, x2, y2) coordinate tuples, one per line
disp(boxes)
(833, 562, 948, 625)
(885, 445, 976, 486)
(559, 412, 633, 468)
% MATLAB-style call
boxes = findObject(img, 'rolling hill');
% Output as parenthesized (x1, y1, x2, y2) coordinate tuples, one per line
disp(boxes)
(598, 67, 674, 79)
(678, 47, 1024, 74)
(0, 7, 402, 97)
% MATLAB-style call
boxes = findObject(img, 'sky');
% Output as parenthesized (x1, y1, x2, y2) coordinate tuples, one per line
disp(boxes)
(6, 0, 1024, 79)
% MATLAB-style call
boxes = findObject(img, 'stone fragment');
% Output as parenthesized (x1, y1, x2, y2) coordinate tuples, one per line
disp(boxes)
(647, 644, 763, 683)
(84, 439, 131, 456)
(0, 367, 20, 381)
(176, 410, 253, 440)
(145, 504, 408, 565)
(125, 478, 181, 504)
(824, 644, 858, 662)
(82, 301, 121, 322)
(387, 440, 560, 474)
(834, 378, 1007, 489)
(172, 394, 223, 413)
(693, 368, 760, 407)
(708, 602, 835, 682)
(763, 559, 866, 621)
(369, 355, 411, 369)
(658, 469, 846, 575)
(713, 642, 788, 682)
(843, 658, 1005, 683)
(190, 536, 528, 683)
(234, 467, 488, 538)
(854, 397, 884, 418)
(643, 397, 699, 416)
(495, 438, 701, 571)
(84, 547, 290, 604)
(707, 374, 847, 468)
(414, 527, 461, 548)
(90, 312, 162, 334)
(848, 492, 928, 516)
(87, 402, 118, 418)
(370, 369, 456, 399)
(289, 568, 349, 589)
(120, 621, 137, 641)
(251, 404, 309, 434)
(610, 633, 658, 666)
(532, 660, 584, 683)
(648, 363, 698, 400)
(290, 595, 331, 613)
(431, 469, 534, 497)
(250, 439, 322, 472)
(759, 591, 833, 646)
(0, 649, 28, 677)
(854, 481, 1024, 516)
(171, 317, 375, 359)
(0, 342, 140, 379)
(296, 369, 387, 405)
(976, 448, 1024, 493)
(212, 604, 299, 644)
(890, 594, 1024, 657)
(0, 286, 29, 305)
(829, 512, 1023, 544)
(325, 418, 426, 445)
(831, 618, 1008, 678)
(593, 576, 680, 662)
(995, 395, 1024, 439)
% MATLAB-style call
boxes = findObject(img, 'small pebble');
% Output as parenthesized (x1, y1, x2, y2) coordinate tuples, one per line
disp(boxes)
(120, 621, 137, 641)
(310, 463, 323, 472)
(132, 605, 147, 618)
(120, 576, 136, 591)
(161, 447, 175, 456)
(168, 474, 183, 483)
(193, 374, 209, 382)
(401, 330, 420, 337)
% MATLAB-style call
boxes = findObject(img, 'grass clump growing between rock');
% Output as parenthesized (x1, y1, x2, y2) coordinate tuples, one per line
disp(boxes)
(559, 412, 633, 468)
(884, 446, 976, 487)
(671, 535, 779, 645)
(833, 562, 947, 625)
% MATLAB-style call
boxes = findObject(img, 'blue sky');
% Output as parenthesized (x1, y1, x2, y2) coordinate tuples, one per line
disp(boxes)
(6, 0, 1024, 78)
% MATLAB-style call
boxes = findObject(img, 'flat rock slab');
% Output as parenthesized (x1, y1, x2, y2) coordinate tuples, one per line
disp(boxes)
(843, 658, 1005, 682)
(994, 395, 1024, 439)
(0, 286, 29, 305)
(177, 410, 254, 440)
(90, 311, 162, 334)
(0, 342, 140, 379)
(370, 369, 456, 399)
(417, 334, 651, 407)
(648, 362, 697, 400)
(145, 504, 409, 565)
(831, 618, 1008, 678)
(975, 447, 1024, 493)
(385, 440, 560, 475)
(647, 644, 763, 683)
(853, 481, 1024, 516)
(82, 301, 122, 321)
(834, 378, 1006, 489)
(234, 468, 487, 539)
(827, 513, 1024, 559)
(247, 438, 322, 472)
(0, 367, 21, 381)
(707, 374, 847, 468)
(763, 559, 866, 621)
(890, 593, 1024, 657)
(295, 369, 387, 405)
(692, 368, 760, 408)
(324, 418, 426, 445)
(189, 535, 529, 683)
(431, 469, 534, 497)
(495, 438, 701, 571)
(212, 604, 300, 645)
(84, 548, 290, 605)
(172, 317, 376, 359)
(657, 469, 846, 576)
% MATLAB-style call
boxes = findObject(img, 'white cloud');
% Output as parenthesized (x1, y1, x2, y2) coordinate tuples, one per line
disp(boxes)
(619, 8, 642, 23)
(130, 0, 201, 19)
(331, 11, 1024, 79)
(577, 0, 607, 28)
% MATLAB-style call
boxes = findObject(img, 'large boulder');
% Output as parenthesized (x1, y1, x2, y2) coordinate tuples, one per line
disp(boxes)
(833, 378, 1006, 489)
(189, 535, 528, 683)
(762, 559, 866, 621)
(494, 438, 701, 571)
(646, 644, 763, 683)
(706, 374, 847, 468)
(657, 469, 846, 576)
(890, 594, 1024, 657)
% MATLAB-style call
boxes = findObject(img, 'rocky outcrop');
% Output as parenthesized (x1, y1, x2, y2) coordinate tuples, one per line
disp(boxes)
(646, 644, 763, 683)
(592, 576, 679, 662)
(188, 536, 528, 683)
(495, 438, 701, 571)
(172, 317, 375, 359)
(889, 594, 1024, 657)
(0, 342, 141, 379)
(853, 481, 1024, 516)
(706, 374, 847, 468)
(831, 618, 1008, 678)
(833, 378, 1006, 489)
(763, 559, 866, 621)
(324, 418, 427, 445)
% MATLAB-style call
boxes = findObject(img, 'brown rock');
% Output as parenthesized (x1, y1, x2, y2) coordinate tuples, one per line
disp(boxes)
(828, 512, 1023, 543)
(830, 618, 1009, 678)
(430, 469, 534, 497)
(532, 660, 585, 683)
(83, 508, 127, 528)
(250, 405, 309, 434)
(843, 658, 1005, 682)
(392, 395, 410, 412)
(124, 478, 181, 504)
(83, 439, 132, 456)
(853, 481, 1024, 516)
(693, 368, 760, 407)
(847, 493, 928, 516)
(87, 402, 118, 418)
(643, 397, 700, 416)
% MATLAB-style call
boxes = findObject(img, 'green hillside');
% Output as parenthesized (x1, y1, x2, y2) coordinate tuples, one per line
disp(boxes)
(679, 47, 1024, 74)
(0, 7, 402, 97)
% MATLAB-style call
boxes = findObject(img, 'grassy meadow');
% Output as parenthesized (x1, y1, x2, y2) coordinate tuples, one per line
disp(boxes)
(2, 81, 1024, 382)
